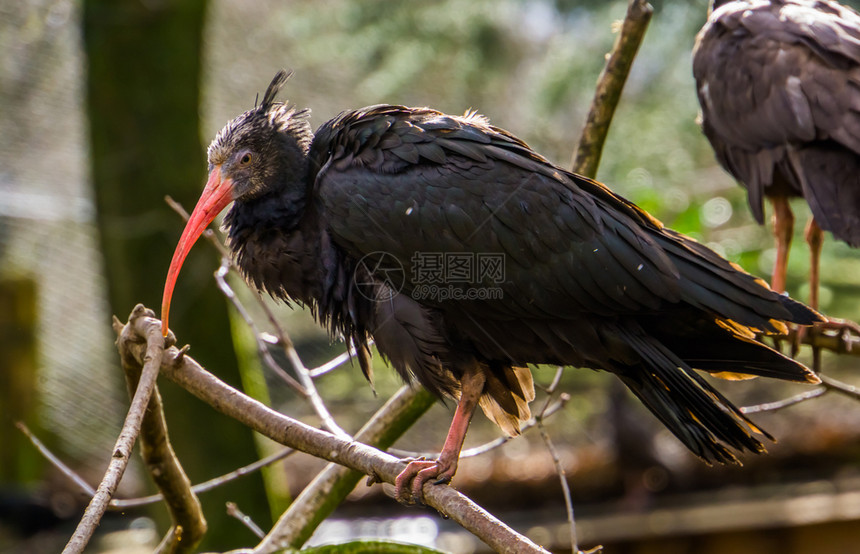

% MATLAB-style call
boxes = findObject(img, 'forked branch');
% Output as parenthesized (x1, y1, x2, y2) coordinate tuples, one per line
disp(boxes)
(114, 305, 549, 554)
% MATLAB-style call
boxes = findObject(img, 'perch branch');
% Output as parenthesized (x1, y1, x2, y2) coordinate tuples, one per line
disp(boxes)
(116, 309, 206, 552)
(62, 304, 166, 554)
(571, 0, 654, 178)
(255, 385, 436, 551)
(115, 305, 549, 554)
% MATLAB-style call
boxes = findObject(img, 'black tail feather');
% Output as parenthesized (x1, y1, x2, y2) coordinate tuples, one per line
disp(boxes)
(645, 314, 819, 384)
(615, 328, 775, 464)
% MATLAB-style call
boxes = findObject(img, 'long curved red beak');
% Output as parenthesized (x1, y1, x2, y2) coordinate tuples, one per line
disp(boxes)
(161, 165, 234, 336)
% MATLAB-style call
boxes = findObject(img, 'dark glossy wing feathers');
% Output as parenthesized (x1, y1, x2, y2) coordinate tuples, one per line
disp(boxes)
(313, 105, 813, 329)
(305, 103, 821, 463)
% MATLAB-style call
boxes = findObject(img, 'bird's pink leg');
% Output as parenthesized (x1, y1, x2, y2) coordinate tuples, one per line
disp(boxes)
(802, 218, 824, 369)
(805, 218, 823, 311)
(770, 196, 794, 294)
(800, 218, 860, 369)
(395, 364, 486, 504)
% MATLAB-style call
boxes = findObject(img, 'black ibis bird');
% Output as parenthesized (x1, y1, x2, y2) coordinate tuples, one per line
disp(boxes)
(693, 0, 860, 311)
(162, 71, 821, 504)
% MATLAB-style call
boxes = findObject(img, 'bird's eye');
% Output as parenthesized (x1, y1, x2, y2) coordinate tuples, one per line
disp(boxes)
(239, 153, 253, 166)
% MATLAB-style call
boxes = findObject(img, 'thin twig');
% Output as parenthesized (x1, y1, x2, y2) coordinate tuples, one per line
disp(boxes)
(537, 366, 587, 553)
(769, 324, 860, 358)
(741, 388, 829, 414)
(308, 339, 375, 378)
(571, 0, 654, 178)
(214, 260, 351, 439)
(19, 419, 296, 509)
(165, 195, 232, 260)
(115, 306, 549, 554)
(16, 422, 97, 497)
(227, 502, 266, 539)
(114, 447, 296, 508)
(214, 259, 305, 393)
(166, 197, 303, 393)
(821, 374, 860, 400)
(245, 281, 356, 441)
(62, 305, 166, 554)
(538, 423, 585, 553)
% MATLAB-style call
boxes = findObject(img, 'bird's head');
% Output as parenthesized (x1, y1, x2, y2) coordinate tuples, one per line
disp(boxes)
(161, 70, 312, 336)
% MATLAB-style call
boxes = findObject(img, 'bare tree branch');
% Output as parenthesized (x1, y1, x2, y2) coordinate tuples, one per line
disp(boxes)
(17, 422, 97, 497)
(243, 264, 360, 436)
(255, 385, 436, 552)
(115, 309, 206, 553)
(741, 388, 829, 414)
(538, 423, 585, 554)
(216, 258, 307, 394)
(19, 419, 296, 510)
(309, 340, 374, 378)
(571, 0, 654, 178)
(227, 502, 266, 539)
(115, 305, 549, 554)
(62, 304, 166, 554)
(118, 447, 296, 509)
(771, 325, 860, 357)
(820, 374, 860, 401)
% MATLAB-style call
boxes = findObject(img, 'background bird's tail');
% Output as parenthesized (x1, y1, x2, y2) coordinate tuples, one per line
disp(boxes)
(790, 145, 860, 247)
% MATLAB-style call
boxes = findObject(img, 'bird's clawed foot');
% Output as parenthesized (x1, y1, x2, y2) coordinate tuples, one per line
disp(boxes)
(815, 317, 860, 342)
(793, 317, 860, 372)
(394, 456, 457, 505)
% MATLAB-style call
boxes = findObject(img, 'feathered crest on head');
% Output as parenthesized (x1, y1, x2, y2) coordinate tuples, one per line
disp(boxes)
(259, 69, 292, 111)
(208, 69, 311, 164)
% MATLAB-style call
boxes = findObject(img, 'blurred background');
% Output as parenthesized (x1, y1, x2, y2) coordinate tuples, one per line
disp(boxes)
(4, 0, 860, 552)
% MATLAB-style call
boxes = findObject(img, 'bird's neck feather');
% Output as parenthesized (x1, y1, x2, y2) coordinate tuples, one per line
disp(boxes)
(225, 190, 321, 301)
(224, 191, 367, 343)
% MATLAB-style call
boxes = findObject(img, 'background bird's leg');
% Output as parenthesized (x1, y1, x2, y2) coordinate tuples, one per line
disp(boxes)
(770, 195, 794, 294)
(803, 218, 824, 370)
(802, 218, 860, 370)
(804, 218, 823, 311)
(394, 363, 486, 504)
